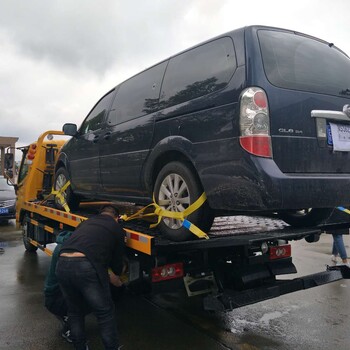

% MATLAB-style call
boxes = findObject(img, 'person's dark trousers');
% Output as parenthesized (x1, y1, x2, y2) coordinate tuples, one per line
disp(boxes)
(56, 257, 119, 350)
(45, 289, 68, 319)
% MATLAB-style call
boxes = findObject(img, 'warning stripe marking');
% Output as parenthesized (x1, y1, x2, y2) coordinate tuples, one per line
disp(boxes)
(24, 202, 85, 223)
(125, 231, 149, 243)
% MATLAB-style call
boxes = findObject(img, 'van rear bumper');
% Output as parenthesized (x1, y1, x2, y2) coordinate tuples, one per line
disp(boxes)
(203, 157, 350, 212)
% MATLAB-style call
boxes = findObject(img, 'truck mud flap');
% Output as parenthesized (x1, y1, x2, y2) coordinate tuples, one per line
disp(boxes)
(203, 265, 350, 312)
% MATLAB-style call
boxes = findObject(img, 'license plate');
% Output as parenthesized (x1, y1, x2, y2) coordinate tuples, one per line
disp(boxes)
(326, 124, 333, 145)
(0, 208, 9, 215)
(328, 122, 350, 151)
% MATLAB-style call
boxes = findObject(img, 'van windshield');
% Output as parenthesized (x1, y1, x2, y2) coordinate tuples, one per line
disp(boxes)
(258, 30, 350, 97)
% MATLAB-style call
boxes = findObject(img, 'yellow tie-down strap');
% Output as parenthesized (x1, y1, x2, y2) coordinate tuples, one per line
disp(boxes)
(337, 207, 350, 215)
(48, 181, 71, 213)
(120, 192, 209, 240)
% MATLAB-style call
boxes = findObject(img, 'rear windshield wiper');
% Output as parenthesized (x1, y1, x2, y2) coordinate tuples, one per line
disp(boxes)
(340, 88, 350, 96)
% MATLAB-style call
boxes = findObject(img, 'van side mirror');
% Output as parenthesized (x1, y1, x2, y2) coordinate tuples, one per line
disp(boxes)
(63, 123, 78, 136)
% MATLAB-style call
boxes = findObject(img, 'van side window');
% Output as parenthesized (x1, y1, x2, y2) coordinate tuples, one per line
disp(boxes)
(80, 90, 115, 134)
(108, 62, 168, 126)
(160, 37, 236, 108)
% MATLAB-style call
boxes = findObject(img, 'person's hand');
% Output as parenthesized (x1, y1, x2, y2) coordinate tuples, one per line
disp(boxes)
(109, 271, 123, 287)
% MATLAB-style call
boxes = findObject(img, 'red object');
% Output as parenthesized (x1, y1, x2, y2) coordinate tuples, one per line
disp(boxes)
(269, 244, 292, 260)
(253, 91, 267, 109)
(239, 135, 272, 157)
(151, 262, 184, 282)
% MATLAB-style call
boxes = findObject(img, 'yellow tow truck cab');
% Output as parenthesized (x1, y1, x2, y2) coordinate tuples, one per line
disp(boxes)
(15, 131, 66, 224)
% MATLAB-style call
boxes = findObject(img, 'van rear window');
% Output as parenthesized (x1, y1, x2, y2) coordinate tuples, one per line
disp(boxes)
(258, 30, 350, 97)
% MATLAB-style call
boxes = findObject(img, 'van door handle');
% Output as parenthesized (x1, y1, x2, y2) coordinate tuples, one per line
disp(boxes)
(103, 132, 111, 140)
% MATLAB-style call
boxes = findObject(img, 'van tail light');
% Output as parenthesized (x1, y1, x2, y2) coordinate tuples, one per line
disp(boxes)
(151, 263, 184, 282)
(239, 87, 272, 158)
(269, 244, 291, 260)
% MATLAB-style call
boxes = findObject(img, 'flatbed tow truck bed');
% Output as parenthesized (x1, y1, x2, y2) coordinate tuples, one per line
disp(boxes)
(123, 214, 349, 252)
(20, 200, 350, 311)
(21, 199, 331, 254)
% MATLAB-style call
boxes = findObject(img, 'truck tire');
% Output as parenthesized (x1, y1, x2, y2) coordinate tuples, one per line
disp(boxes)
(54, 167, 80, 211)
(278, 208, 333, 227)
(22, 215, 38, 252)
(154, 161, 214, 241)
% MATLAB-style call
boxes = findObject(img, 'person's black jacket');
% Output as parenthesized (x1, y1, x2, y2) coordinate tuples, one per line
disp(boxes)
(60, 214, 125, 287)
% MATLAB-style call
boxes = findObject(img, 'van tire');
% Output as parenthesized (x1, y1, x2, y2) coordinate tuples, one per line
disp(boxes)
(278, 208, 333, 227)
(54, 167, 80, 211)
(154, 161, 214, 241)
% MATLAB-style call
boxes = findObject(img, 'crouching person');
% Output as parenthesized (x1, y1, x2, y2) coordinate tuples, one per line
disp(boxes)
(44, 230, 74, 342)
(56, 205, 126, 350)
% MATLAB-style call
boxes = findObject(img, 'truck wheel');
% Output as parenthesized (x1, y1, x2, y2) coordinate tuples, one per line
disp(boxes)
(22, 215, 38, 252)
(154, 161, 214, 241)
(54, 167, 80, 211)
(278, 208, 332, 227)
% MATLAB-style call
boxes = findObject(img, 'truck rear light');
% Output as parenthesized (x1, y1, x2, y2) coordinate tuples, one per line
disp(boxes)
(239, 87, 272, 158)
(27, 144, 37, 160)
(269, 244, 291, 260)
(151, 262, 184, 282)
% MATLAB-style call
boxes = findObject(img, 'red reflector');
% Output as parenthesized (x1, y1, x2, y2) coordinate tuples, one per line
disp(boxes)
(239, 135, 272, 157)
(269, 245, 291, 260)
(151, 262, 184, 282)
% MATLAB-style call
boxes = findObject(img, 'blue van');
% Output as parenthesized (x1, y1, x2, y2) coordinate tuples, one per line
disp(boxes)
(56, 25, 350, 241)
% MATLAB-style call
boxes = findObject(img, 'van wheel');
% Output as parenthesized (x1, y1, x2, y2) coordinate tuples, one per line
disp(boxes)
(22, 215, 38, 252)
(278, 208, 332, 227)
(154, 161, 214, 241)
(54, 167, 80, 211)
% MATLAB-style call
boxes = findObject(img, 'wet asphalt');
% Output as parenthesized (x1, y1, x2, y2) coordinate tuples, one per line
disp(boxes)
(0, 220, 349, 350)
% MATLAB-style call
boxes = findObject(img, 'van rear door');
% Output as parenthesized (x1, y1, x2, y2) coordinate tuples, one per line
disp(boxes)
(255, 28, 350, 174)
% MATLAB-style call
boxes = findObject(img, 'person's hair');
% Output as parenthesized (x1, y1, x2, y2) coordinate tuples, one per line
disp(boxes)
(99, 205, 119, 217)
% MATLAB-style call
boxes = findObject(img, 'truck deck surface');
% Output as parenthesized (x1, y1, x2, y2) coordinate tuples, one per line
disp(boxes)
(122, 215, 323, 252)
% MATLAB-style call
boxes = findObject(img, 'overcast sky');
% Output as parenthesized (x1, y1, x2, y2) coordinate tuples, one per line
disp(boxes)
(0, 0, 349, 158)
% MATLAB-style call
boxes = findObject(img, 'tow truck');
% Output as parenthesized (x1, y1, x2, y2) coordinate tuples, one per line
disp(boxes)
(3, 130, 350, 312)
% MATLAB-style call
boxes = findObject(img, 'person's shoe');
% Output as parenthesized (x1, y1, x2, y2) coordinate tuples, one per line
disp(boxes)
(61, 326, 73, 343)
(331, 255, 338, 264)
(336, 262, 350, 267)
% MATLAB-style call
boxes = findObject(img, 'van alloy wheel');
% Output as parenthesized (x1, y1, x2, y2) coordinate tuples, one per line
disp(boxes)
(54, 167, 80, 211)
(154, 161, 214, 241)
(55, 172, 68, 207)
(158, 173, 191, 230)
